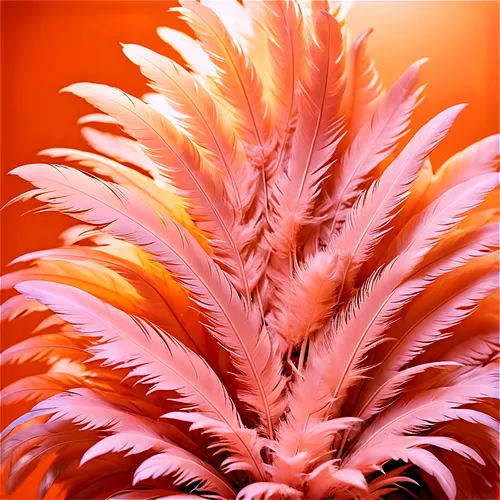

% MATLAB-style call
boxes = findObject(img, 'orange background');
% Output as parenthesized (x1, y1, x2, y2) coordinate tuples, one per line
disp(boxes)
(0, 1, 498, 497)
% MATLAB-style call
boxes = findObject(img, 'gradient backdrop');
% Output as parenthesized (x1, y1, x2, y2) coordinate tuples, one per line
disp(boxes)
(1, 1, 499, 497)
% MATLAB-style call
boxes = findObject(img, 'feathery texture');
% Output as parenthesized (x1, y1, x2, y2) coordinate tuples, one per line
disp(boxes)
(2, 3, 498, 499)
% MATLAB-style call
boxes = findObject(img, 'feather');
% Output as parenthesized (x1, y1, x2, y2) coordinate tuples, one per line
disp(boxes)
(122, 43, 250, 212)
(1, 260, 146, 318)
(16, 388, 166, 439)
(61, 83, 253, 297)
(341, 28, 385, 144)
(269, 248, 347, 352)
(0, 295, 47, 322)
(77, 113, 120, 125)
(15, 280, 268, 480)
(80, 126, 163, 179)
(133, 450, 236, 499)
(353, 436, 484, 500)
(3, 3, 499, 498)
(177, 0, 275, 222)
(385, 173, 500, 262)
(0, 373, 86, 406)
(436, 291, 499, 366)
(9, 386, 200, 459)
(109, 491, 198, 500)
(79, 432, 170, 466)
(354, 362, 460, 422)
(338, 258, 497, 420)
(263, 0, 306, 169)
(236, 482, 303, 499)
(306, 464, 368, 498)
(328, 59, 426, 235)
(379, 251, 499, 373)
(366, 464, 416, 496)
(10, 245, 211, 359)
(0, 333, 89, 366)
(4, 426, 99, 497)
(311, 172, 498, 416)
(156, 26, 217, 78)
(10, 164, 285, 436)
(422, 134, 500, 206)
(270, 11, 345, 256)
(270, 352, 360, 485)
(350, 365, 499, 466)
(365, 158, 434, 272)
(333, 104, 467, 292)
(403, 449, 457, 500)
(178, 1, 275, 165)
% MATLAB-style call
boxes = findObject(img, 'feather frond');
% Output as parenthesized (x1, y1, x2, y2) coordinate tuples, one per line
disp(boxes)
(328, 59, 426, 234)
(2, 3, 498, 498)
(269, 11, 345, 257)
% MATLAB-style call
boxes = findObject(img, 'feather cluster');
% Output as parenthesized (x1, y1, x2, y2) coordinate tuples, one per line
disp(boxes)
(1, 1, 499, 499)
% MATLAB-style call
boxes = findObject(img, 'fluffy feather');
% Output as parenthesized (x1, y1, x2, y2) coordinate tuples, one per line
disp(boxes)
(328, 59, 425, 234)
(2, 2, 498, 498)
(270, 11, 345, 256)
(341, 28, 385, 143)
(10, 164, 284, 435)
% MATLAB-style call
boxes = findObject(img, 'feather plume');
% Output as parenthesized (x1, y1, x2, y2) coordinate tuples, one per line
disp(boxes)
(79, 126, 163, 179)
(328, 59, 426, 234)
(133, 450, 235, 499)
(61, 83, 257, 297)
(156, 26, 217, 78)
(2, 3, 498, 498)
(13, 280, 267, 480)
(178, 1, 275, 170)
(341, 28, 385, 143)
(263, 0, 306, 169)
(422, 134, 500, 206)
(10, 164, 284, 436)
(122, 43, 250, 212)
(270, 11, 345, 256)
(236, 482, 303, 499)
(333, 104, 467, 290)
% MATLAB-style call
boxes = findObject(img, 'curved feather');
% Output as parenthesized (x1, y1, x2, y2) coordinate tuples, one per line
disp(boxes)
(14, 281, 268, 480)
(328, 59, 426, 234)
(0, 373, 86, 406)
(0, 295, 47, 322)
(422, 134, 500, 206)
(10, 245, 211, 359)
(61, 83, 252, 297)
(313, 172, 497, 415)
(333, 104, 467, 292)
(133, 450, 235, 498)
(355, 362, 460, 422)
(377, 251, 499, 376)
(156, 26, 217, 78)
(263, 0, 306, 172)
(80, 126, 163, 179)
(341, 28, 385, 143)
(10, 164, 284, 436)
(39, 146, 195, 238)
(77, 112, 120, 125)
(350, 365, 499, 468)
(0, 333, 89, 366)
(269, 248, 347, 349)
(122, 43, 249, 212)
(1, 260, 144, 317)
(236, 481, 303, 499)
(306, 464, 368, 498)
(270, 11, 345, 256)
(178, 1, 275, 164)
(270, 353, 360, 485)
